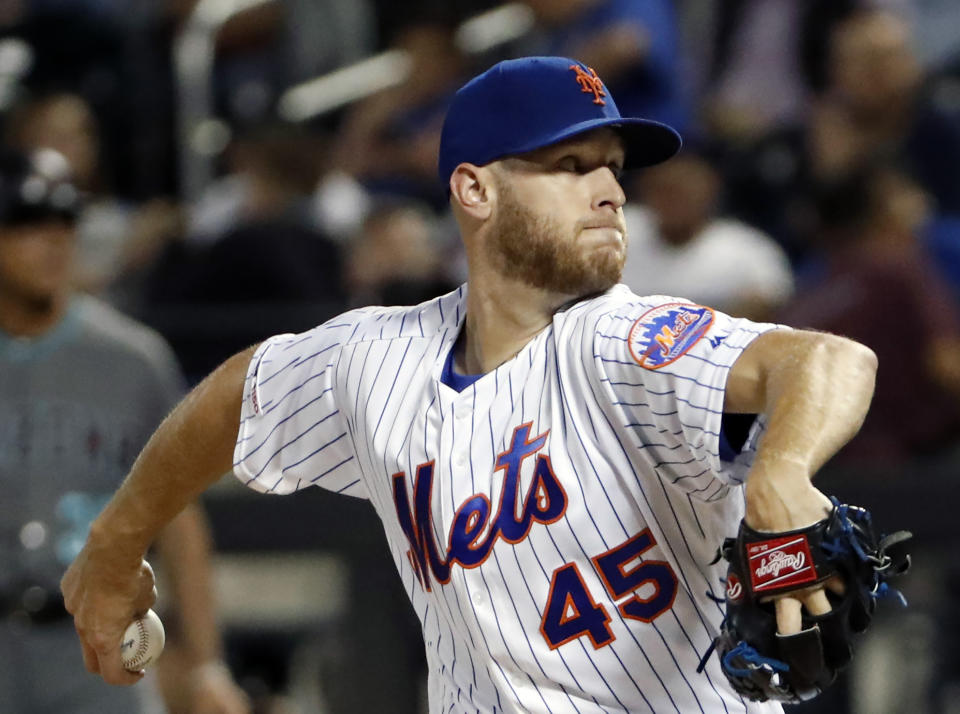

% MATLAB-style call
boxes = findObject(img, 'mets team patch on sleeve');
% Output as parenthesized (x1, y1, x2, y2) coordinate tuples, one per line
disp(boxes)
(628, 303, 715, 369)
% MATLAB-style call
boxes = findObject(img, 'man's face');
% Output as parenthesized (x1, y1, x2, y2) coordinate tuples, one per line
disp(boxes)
(485, 128, 628, 296)
(0, 219, 75, 308)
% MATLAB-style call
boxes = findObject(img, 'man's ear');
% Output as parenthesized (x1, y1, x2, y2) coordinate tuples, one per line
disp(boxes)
(450, 164, 494, 220)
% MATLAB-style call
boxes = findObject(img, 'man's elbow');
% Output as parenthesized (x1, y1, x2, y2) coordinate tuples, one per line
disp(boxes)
(806, 333, 879, 436)
(821, 333, 878, 384)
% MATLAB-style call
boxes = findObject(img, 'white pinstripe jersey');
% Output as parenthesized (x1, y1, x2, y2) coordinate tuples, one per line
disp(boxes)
(234, 284, 785, 714)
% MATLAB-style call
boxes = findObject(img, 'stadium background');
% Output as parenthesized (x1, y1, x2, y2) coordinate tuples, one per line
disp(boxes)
(1, 1, 959, 712)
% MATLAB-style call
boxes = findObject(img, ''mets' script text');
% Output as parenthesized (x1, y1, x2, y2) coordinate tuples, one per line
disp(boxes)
(392, 423, 568, 590)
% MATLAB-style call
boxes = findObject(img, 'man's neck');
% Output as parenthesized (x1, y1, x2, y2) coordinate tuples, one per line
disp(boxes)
(458, 270, 570, 375)
(0, 292, 69, 338)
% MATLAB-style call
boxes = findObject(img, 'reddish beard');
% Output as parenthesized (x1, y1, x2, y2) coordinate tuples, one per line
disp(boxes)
(486, 183, 624, 297)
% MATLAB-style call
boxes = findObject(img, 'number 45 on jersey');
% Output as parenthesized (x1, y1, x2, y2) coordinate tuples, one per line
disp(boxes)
(540, 528, 679, 650)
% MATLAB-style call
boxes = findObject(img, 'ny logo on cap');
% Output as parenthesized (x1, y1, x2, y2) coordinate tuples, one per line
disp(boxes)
(569, 64, 606, 105)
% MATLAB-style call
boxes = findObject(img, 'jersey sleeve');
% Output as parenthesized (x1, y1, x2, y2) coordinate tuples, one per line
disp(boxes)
(233, 316, 365, 498)
(597, 297, 786, 495)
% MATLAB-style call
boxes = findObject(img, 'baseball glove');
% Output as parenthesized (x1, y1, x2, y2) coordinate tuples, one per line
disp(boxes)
(698, 497, 911, 704)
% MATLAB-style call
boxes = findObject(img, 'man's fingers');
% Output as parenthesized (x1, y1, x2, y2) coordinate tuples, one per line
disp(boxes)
(132, 561, 158, 613)
(775, 585, 836, 636)
(84, 625, 143, 686)
(132, 585, 158, 616)
(825, 575, 846, 595)
(99, 658, 144, 686)
(78, 631, 101, 674)
(95, 643, 144, 686)
(802, 588, 832, 616)
(775, 596, 802, 635)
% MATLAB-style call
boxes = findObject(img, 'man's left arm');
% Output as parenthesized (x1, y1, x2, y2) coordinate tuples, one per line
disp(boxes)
(723, 328, 879, 633)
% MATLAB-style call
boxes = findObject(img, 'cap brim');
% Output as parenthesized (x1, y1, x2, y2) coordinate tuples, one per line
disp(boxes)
(495, 116, 682, 171)
(609, 118, 683, 169)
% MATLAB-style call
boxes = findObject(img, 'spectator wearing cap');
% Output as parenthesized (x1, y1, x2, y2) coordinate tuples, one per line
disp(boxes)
(5, 92, 184, 309)
(0, 148, 250, 714)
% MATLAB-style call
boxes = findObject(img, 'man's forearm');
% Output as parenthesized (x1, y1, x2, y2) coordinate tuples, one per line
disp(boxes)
(87, 346, 256, 563)
(756, 331, 877, 474)
(725, 330, 878, 529)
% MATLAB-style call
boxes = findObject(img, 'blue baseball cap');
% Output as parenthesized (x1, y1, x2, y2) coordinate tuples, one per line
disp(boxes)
(438, 56, 682, 191)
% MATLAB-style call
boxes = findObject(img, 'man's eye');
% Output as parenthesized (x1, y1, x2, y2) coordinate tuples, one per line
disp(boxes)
(557, 157, 581, 173)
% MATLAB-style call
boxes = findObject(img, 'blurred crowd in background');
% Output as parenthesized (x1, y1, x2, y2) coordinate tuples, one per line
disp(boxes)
(1, 0, 959, 712)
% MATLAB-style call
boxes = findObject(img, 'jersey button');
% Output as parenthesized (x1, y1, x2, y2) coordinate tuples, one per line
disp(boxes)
(455, 453, 467, 467)
(473, 592, 484, 606)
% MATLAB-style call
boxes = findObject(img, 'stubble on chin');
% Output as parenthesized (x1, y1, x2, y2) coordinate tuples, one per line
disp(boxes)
(487, 188, 623, 297)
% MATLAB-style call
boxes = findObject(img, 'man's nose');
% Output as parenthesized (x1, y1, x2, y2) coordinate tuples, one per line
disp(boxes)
(591, 167, 626, 211)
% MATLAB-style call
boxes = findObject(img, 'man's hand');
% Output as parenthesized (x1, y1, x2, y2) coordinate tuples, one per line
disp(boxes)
(704, 490, 911, 703)
(772, 581, 842, 635)
(743, 460, 837, 636)
(61, 539, 157, 685)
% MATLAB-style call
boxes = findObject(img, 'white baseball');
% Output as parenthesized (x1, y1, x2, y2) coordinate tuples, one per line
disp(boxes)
(119, 609, 166, 671)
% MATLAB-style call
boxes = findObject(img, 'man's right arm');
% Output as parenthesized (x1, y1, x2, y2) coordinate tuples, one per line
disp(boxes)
(60, 345, 257, 686)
